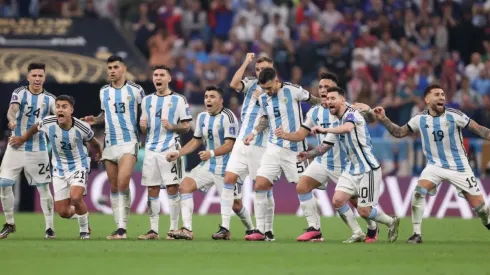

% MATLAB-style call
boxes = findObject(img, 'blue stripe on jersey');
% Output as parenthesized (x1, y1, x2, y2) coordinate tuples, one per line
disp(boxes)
(115, 90, 131, 143)
(241, 82, 257, 119)
(126, 86, 138, 137)
(208, 115, 217, 174)
(336, 122, 347, 170)
(62, 129, 76, 172)
(145, 96, 152, 143)
(347, 132, 364, 174)
(325, 111, 335, 171)
(433, 117, 449, 169)
(25, 95, 39, 151)
(49, 126, 64, 176)
(39, 96, 50, 152)
(271, 95, 283, 147)
(284, 88, 297, 151)
(313, 108, 322, 164)
(198, 114, 206, 168)
(15, 94, 28, 137)
(219, 115, 227, 176)
(362, 124, 379, 167)
(420, 116, 435, 165)
(149, 97, 164, 151)
(446, 113, 465, 172)
(103, 89, 117, 146)
(75, 130, 89, 169)
(162, 96, 178, 151)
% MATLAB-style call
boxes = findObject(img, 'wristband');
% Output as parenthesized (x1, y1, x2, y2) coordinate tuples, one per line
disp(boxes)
(210, 150, 215, 157)
(252, 130, 258, 136)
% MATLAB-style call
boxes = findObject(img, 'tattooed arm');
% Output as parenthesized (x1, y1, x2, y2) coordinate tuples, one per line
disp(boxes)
(373, 107, 411, 138)
(254, 116, 269, 134)
(7, 103, 20, 130)
(163, 121, 191, 134)
(307, 95, 322, 105)
(360, 110, 376, 123)
(297, 142, 332, 161)
(467, 120, 490, 140)
(81, 111, 105, 126)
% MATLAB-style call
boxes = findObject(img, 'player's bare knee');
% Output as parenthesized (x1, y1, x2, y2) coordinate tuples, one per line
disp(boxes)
(147, 186, 160, 198)
(332, 193, 349, 209)
(166, 184, 179, 195)
(224, 172, 238, 184)
(179, 179, 197, 194)
(57, 207, 72, 219)
(70, 195, 83, 207)
(232, 200, 243, 213)
(254, 176, 272, 191)
(296, 181, 312, 194)
(357, 207, 371, 219)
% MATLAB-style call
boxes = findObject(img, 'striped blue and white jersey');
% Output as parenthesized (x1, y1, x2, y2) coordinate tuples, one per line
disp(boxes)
(258, 82, 310, 152)
(38, 116, 94, 178)
(141, 92, 192, 152)
(303, 105, 347, 173)
(236, 77, 268, 147)
(9, 86, 56, 152)
(194, 108, 239, 176)
(407, 108, 471, 172)
(323, 107, 380, 175)
(99, 81, 144, 147)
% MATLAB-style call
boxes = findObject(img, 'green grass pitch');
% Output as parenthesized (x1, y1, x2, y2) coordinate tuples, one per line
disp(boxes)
(0, 214, 488, 275)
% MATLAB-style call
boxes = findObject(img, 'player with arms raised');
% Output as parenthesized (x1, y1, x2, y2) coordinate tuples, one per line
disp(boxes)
(245, 67, 322, 241)
(165, 86, 247, 240)
(10, 95, 102, 239)
(137, 65, 192, 240)
(276, 73, 379, 243)
(216, 54, 274, 240)
(0, 63, 56, 239)
(374, 84, 490, 243)
(81, 55, 145, 239)
(298, 87, 400, 243)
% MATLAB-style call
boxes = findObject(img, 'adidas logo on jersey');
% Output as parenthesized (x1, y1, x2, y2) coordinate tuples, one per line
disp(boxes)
(53, 134, 58, 138)
(361, 199, 366, 203)
(46, 175, 51, 179)
(425, 124, 430, 128)
(78, 180, 84, 183)
(173, 177, 178, 181)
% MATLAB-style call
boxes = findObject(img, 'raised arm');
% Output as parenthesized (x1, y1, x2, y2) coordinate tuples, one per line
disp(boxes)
(230, 53, 254, 92)
(353, 102, 376, 123)
(373, 107, 412, 138)
(82, 111, 105, 126)
(467, 119, 490, 140)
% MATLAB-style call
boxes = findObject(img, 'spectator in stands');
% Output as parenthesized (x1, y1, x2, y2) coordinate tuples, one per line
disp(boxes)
(133, 2, 155, 59)
(473, 94, 490, 128)
(148, 27, 177, 68)
(233, 15, 256, 43)
(209, 0, 233, 40)
(472, 67, 490, 96)
(38, 0, 60, 17)
(0, 0, 13, 17)
(261, 13, 290, 46)
(61, 0, 84, 17)
(453, 76, 482, 112)
(466, 52, 485, 81)
(319, 0, 342, 33)
(156, 0, 183, 37)
(182, 0, 207, 40)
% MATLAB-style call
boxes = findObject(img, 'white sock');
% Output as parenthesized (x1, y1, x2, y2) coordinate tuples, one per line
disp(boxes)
(235, 206, 254, 230)
(181, 193, 194, 231)
(168, 193, 180, 231)
(474, 203, 490, 226)
(148, 196, 160, 233)
(367, 207, 394, 226)
(0, 185, 15, 224)
(36, 184, 54, 230)
(78, 213, 89, 233)
(336, 204, 363, 235)
(220, 183, 234, 230)
(265, 189, 275, 233)
(118, 190, 131, 229)
(412, 188, 426, 235)
(254, 190, 268, 233)
(299, 192, 320, 230)
(110, 192, 119, 226)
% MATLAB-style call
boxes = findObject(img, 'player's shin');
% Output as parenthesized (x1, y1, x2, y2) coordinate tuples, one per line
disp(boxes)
(366, 207, 394, 226)
(299, 192, 320, 229)
(265, 189, 275, 233)
(148, 196, 160, 233)
(336, 204, 362, 234)
(411, 186, 427, 235)
(181, 193, 194, 231)
(36, 183, 54, 230)
(110, 192, 120, 225)
(0, 185, 15, 224)
(233, 202, 254, 230)
(71, 189, 89, 233)
(254, 190, 269, 233)
(220, 183, 235, 230)
(473, 202, 490, 227)
(167, 190, 181, 231)
(118, 189, 131, 229)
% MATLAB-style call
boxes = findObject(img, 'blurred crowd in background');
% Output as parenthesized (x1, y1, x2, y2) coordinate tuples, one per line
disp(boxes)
(2, 0, 490, 140)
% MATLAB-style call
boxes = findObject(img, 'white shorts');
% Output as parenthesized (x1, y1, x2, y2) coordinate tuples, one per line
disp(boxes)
(53, 170, 88, 201)
(142, 148, 183, 187)
(335, 168, 382, 207)
(0, 145, 51, 186)
(301, 160, 341, 190)
(225, 139, 266, 180)
(102, 142, 139, 163)
(187, 165, 242, 199)
(256, 143, 306, 184)
(419, 165, 480, 197)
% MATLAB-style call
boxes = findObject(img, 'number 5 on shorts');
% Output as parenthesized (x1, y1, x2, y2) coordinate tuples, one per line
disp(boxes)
(296, 162, 305, 174)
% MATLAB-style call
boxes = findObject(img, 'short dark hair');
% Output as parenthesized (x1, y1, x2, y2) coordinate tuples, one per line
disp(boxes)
(107, 55, 124, 64)
(56, 95, 75, 107)
(258, 67, 277, 84)
(320, 72, 338, 84)
(256, 56, 273, 64)
(326, 86, 345, 96)
(28, 63, 46, 72)
(205, 85, 224, 97)
(423, 84, 443, 97)
(152, 65, 171, 74)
